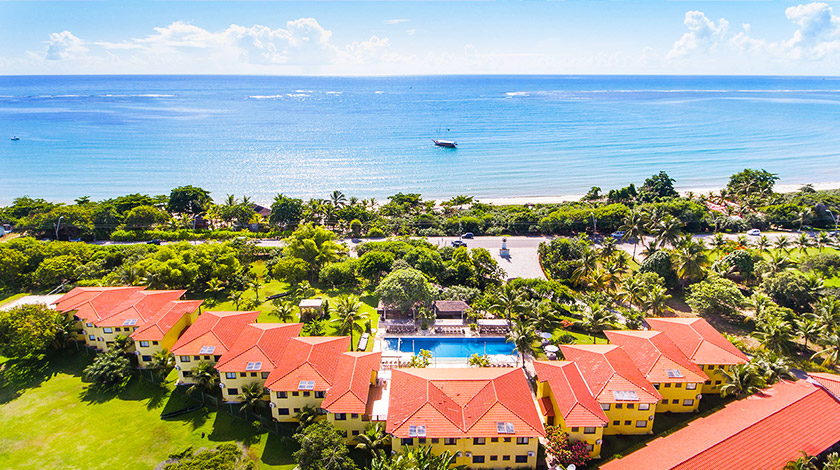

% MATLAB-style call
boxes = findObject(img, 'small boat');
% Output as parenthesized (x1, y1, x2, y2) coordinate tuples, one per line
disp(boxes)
(10, 136, 19, 141)
(432, 139, 457, 148)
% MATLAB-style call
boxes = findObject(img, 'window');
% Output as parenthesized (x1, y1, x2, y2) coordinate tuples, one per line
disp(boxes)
(664, 383, 672, 388)
(89, 335, 95, 341)
(298, 380, 315, 390)
(250, 372, 257, 377)
(401, 438, 413, 446)
(352, 430, 360, 436)
(654, 383, 660, 389)
(444, 438, 456, 445)
(182, 371, 193, 377)
(335, 413, 347, 421)
(708, 365, 715, 370)
(431, 438, 439, 444)
(303, 392, 311, 397)
(496, 422, 515, 434)
(615, 403, 623, 409)
(199, 345, 216, 354)
(672, 399, 679, 404)
(639, 404, 650, 411)
(472, 456, 485, 464)
(214, 355, 221, 361)
(85, 323, 93, 327)
(114, 328, 121, 332)
(503, 455, 510, 461)
(292, 392, 299, 397)
(180, 356, 190, 362)
(139, 341, 150, 347)
(225, 372, 236, 379)
(351, 413, 359, 419)
(583, 427, 596, 435)
(193, 356, 200, 361)
(627, 404, 634, 409)
(418, 438, 426, 444)
(203, 356, 210, 360)
(705, 380, 712, 385)
(245, 362, 262, 371)
(278, 408, 290, 415)
(491, 437, 498, 443)
(683, 399, 694, 406)
(239, 372, 246, 378)
(600, 403, 610, 411)
(490, 456, 498, 461)
(613, 420, 620, 426)
(586, 444, 594, 452)
(687, 383, 697, 390)
(142, 355, 152, 362)
(715, 380, 722, 385)
(571, 427, 579, 433)
(636, 420, 647, 428)
(503, 438, 511, 443)
(516, 437, 529, 445)
(515, 455, 528, 463)
(294, 408, 301, 413)
(228, 388, 239, 396)
(103, 327, 113, 334)
(315, 391, 325, 398)
(261, 372, 270, 379)
(474, 437, 485, 445)
(624, 421, 631, 426)
(276, 391, 287, 399)
(675, 383, 682, 388)
(665, 369, 683, 378)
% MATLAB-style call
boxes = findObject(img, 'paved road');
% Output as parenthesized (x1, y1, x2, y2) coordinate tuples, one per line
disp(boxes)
(0, 294, 62, 311)
(425, 236, 550, 280)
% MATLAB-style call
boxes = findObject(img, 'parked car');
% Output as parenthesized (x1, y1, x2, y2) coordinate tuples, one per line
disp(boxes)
(146, 239, 162, 245)
(747, 229, 761, 236)
(451, 240, 467, 248)
(610, 231, 626, 240)
(462, 232, 474, 239)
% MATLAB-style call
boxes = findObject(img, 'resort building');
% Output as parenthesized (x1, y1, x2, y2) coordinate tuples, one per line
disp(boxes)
(320, 351, 383, 440)
(646, 317, 749, 394)
(54, 286, 146, 343)
(215, 322, 303, 402)
(559, 345, 662, 436)
(386, 368, 545, 469)
(604, 330, 708, 413)
(600, 374, 840, 470)
(131, 299, 203, 367)
(432, 300, 470, 321)
(170, 311, 260, 384)
(533, 361, 609, 458)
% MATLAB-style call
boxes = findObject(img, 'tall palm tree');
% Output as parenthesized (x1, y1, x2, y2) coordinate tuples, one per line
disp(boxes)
(710, 233, 728, 258)
(751, 315, 796, 354)
(748, 292, 776, 322)
(765, 251, 792, 276)
(751, 351, 794, 384)
(506, 318, 539, 368)
(812, 333, 840, 367)
(817, 232, 834, 252)
(673, 236, 709, 286)
(489, 284, 526, 325)
(238, 382, 266, 413)
(795, 316, 821, 351)
(206, 278, 226, 302)
(814, 296, 840, 331)
(151, 349, 175, 374)
(755, 235, 771, 253)
(353, 423, 389, 466)
(774, 235, 792, 254)
(332, 294, 368, 349)
(720, 363, 766, 398)
(736, 235, 750, 249)
(619, 275, 647, 310)
(329, 190, 347, 208)
(574, 297, 618, 343)
(525, 299, 562, 333)
(187, 361, 219, 398)
(294, 404, 321, 431)
(248, 277, 263, 304)
(653, 216, 683, 249)
(599, 237, 617, 261)
(229, 290, 245, 310)
(796, 233, 813, 255)
(642, 285, 673, 316)
(796, 210, 811, 232)
(270, 299, 296, 322)
(620, 210, 647, 260)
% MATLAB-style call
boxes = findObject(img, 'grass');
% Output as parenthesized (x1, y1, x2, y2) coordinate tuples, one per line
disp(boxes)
(0, 351, 297, 470)
(0, 293, 27, 308)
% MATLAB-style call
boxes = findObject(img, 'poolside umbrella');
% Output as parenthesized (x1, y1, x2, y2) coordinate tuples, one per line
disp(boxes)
(544, 345, 559, 353)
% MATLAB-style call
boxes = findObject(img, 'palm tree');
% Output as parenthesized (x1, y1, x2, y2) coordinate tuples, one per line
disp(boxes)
(187, 361, 219, 399)
(332, 294, 368, 349)
(294, 404, 321, 431)
(619, 275, 647, 310)
(751, 315, 796, 354)
(329, 190, 347, 208)
(673, 236, 709, 286)
(571, 249, 599, 288)
(720, 363, 766, 398)
(814, 296, 840, 330)
(774, 235, 792, 254)
(736, 235, 750, 249)
(823, 452, 840, 470)
(796, 210, 811, 232)
(238, 382, 266, 413)
(642, 285, 673, 316)
(206, 278, 226, 302)
(620, 210, 647, 260)
(599, 237, 617, 261)
(525, 299, 562, 333)
(796, 233, 813, 255)
(812, 333, 840, 367)
(110, 334, 133, 355)
(748, 292, 776, 322)
(270, 299, 296, 322)
(751, 351, 793, 384)
(229, 290, 244, 310)
(489, 284, 526, 325)
(506, 318, 539, 368)
(784, 451, 817, 470)
(817, 232, 834, 252)
(248, 277, 263, 304)
(574, 297, 618, 343)
(710, 233, 728, 258)
(755, 235, 771, 253)
(795, 315, 821, 351)
(151, 349, 175, 374)
(653, 216, 683, 249)
(353, 423, 389, 466)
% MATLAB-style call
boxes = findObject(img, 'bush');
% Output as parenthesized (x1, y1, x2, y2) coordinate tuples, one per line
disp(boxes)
(0, 304, 67, 357)
(718, 250, 755, 279)
(638, 250, 677, 288)
(417, 227, 446, 237)
(366, 226, 386, 238)
(318, 259, 358, 288)
(84, 351, 132, 388)
(800, 252, 840, 277)
(759, 271, 815, 312)
(163, 443, 256, 470)
(686, 276, 747, 317)
(538, 237, 591, 282)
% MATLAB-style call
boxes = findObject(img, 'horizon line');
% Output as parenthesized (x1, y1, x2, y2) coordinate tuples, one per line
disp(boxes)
(2, 73, 840, 79)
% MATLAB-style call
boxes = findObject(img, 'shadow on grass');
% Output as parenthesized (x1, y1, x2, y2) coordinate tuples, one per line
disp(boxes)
(208, 411, 262, 447)
(160, 387, 212, 430)
(261, 428, 298, 467)
(0, 349, 88, 404)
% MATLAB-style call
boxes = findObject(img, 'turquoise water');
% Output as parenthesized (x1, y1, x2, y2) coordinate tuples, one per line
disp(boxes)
(2, 75, 840, 204)
(385, 337, 515, 357)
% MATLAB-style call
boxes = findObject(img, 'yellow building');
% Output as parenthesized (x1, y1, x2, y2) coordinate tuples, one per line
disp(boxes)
(215, 322, 303, 402)
(560, 345, 662, 436)
(170, 311, 260, 383)
(646, 318, 749, 395)
(320, 351, 383, 441)
(605, 330, 708, 413)
(131, 299, 202, 367)
(534, 361, 608, 458)
(386, 368, 545, 469)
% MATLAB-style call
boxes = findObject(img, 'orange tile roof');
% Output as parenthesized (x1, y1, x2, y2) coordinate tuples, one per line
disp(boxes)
(604, 330, 708, 384)
(559, 344, 662, 404)
(321, 351, 382, 414)
(214, 322, 303, 372)
(131, 300, 202, 341)
(386, 368, 545, 439)
(600, 377, 840, 470)
(54, 286, 146, 323)
(264, 336, 350, 391)
(534, 361, 608, 428)
(811, 373, 840, 399)
(98, 290, 186, 327)
(646, 317, 748, 365)
(170, 311, 260, 356)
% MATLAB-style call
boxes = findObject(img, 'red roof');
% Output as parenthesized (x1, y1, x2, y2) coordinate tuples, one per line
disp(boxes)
(264, 336, 350, 391)
(811, 373, 840, 399)
(130, 300, 202, 341)
(601, 377, 840, 470)
(214, 322, 303, 372)
(98, 290, 186, 327)
(321, 351, 382, 414)
(604, 330, 708, 384)
(646, 317, 748, 365)
(386, 368, 545, 439)
(534, 361, 608, 428)
(54, 286, 146, 323)
(170, 311, 260, 356)
(559, 344, 662, 404)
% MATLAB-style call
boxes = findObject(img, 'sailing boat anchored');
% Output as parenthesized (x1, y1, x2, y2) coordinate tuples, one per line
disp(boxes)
(432, 127, 457, 148)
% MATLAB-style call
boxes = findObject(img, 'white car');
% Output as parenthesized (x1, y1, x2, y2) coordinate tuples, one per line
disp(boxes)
(746, 229, 761, 236)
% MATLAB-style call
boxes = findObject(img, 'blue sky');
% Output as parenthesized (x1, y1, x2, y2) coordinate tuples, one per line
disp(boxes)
(1, 0, 839, 75)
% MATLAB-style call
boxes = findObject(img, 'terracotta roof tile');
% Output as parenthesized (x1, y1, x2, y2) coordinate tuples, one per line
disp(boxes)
(264, 336, 350, 391)
(810, 373, 840, 399)
(605, 330, 708, 384)
(130, 300, 202, 341)
(54, 286, 146, 322)
(99, 290, 186, 327)
(386, 368, 545, 438)
(646, 317, 748, 365)
(321, 351, 382, 414)
(560, 344, 662, 404)
(601, 378, 840, 470)
(169, 311, 260, 355)
(534, 361, 608, 428)
(214, 323, 302, 372)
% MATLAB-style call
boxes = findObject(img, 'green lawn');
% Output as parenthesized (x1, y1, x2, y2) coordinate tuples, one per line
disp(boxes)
(0, 293, 27, 308)
(0, 351, 297, 470)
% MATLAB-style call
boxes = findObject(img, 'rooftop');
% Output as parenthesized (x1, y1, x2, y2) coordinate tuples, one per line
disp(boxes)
(559, 344, 662, 404)
(264, 336, 350, 391)
(604, 330, 708, 384)
(320, 351, 382, 414)
(534, 361, 609, 428)
(130, 300, 203, 341)
(433, 300, 469, 312)
(170, 311, 260, 356)
(646, 317, 748, 366)
(214, 322, 303, 372)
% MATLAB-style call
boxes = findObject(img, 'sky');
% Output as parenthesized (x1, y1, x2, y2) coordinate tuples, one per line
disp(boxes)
(1, 0, 839, 75)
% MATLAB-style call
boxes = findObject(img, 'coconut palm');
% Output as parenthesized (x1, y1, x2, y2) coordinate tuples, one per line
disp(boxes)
(796, 210, 811, 232)
(248, 277, 263, 304)
(151, 349, 175, 372)
(817, 232, 834, 252)
(710, 233, 728, 258)
(489, 283, 526, 324)
(525, 299, 562, 333)
(353, 423, 389, 466)
(751, 351, 794, 385)
(748, 292, 776, 322)
(784, 451, 817, 470)
(573, 297, 618, 343)
(206, 278, 226, 302)
(599, 237, 618, 261)
(619, 275, 647, 310)
(736, 235, 750, 249)
(814, 296, 840, 331)
(620, 210, 647, 260)
(796, 233, 813, 255)
(796, 316, 822, 351)
(229, 290, 245, 310)
(571, 249, 599, 288)
(332, 294, 368, 349)
(641, 285, 673, 316)
(506, 318, 539, 368)
(751, 315, 796, 354)
(764, 252, 792, 276)
(774, 235, 792, 254)
(755, 235, 771, 253)
(270, 299, 296, 322)
(812, 333, 840, 367)
(239, 382, 267, 413)
(294, 404, 321, 431)
(329, 190, 347, 208)
(187, 361, 219, 398)
(720, 363, 767, 398)
(653, 216, 683, 249)
(673, 236, 709, 286)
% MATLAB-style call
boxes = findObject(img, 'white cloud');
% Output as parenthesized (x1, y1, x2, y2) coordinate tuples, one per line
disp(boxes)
(730, 2, 840, 61)
(45, 31, 88, 60)
(667, 11, 728, 59)
(384, 19, 409, 25)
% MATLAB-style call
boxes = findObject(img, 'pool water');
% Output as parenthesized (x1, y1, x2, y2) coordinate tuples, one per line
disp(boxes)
(385, 337, 515, 357)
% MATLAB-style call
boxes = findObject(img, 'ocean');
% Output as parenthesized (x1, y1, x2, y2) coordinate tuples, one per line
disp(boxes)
(2, 75, 840, 205)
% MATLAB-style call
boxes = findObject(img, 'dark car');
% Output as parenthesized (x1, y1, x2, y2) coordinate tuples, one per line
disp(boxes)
(462, 232, 474, 239)
(146, 239, 162, 245)
(451, 240, 467, 248)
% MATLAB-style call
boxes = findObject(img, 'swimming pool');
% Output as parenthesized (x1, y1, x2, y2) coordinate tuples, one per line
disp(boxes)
(384, 337, 516, 358)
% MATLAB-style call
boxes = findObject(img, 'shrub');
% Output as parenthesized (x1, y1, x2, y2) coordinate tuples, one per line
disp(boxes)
(638, 250, 677, 288)
(318, 259, 358, 288)
(759, 271, 815, 312)
(686, 276, 747, 317)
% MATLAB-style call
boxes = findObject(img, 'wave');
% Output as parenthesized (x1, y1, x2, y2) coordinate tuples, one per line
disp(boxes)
(374, 91, 385, 94)
(325, 91, 343, 95)
(505, 91, 530, 97)
(101, 94, 175, 98)
(286, 93, 310, 98)
(248, 95, 284, 100)
(293, 89, 314, 93)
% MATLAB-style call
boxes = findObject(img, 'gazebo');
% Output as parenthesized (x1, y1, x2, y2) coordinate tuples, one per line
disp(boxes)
(298, 298, 324, 318)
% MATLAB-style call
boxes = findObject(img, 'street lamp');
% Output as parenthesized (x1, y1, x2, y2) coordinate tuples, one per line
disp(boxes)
(55, 216, 64, 241)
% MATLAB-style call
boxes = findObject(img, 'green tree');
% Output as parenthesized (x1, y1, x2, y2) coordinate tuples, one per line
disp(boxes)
(163, 443, 256, 470)
(759, 271, 815, 312)
(0, 304, 67, 358)
(293, 421, 358, 470)
(784, 451, 817, 470)
(619, 209, 647, 260)
(376, 267, 435, 312)
(238, 382, 266, 413)
(270, 299, 296, 322)
(468, 353, 491, 367)
(726, 169, 779, 201)
(751, 315, 796, 354)
(573, 297, 618, 343)
(121, 204, 171, 230)
(506, 318, 539, 368)
(357, 251, 396, 284)
(544, 425, 591, 468)
(84, 351, 131, 388)
(167, 185, 212, 216)
(685, 276, 747, 317)
(638, 171, 679, 202)
(488, 283, 526, 324)
(813, 333, 840, 367)
(269, 194, 304, 229)
(283, 223, 345, 281)
(353, 423, 389, 466)
(187, 361, 219, 396)
(332, 294, 368, 349)
(673, 236, 710, 286)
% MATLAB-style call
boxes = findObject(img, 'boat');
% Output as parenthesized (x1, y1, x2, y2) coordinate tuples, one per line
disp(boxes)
(10, 136, 19, 141)
(432, 139, 457, 148)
